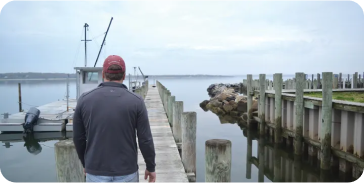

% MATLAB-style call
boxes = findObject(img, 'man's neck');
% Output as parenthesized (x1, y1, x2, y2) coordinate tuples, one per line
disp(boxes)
(104, 80, 123, 84)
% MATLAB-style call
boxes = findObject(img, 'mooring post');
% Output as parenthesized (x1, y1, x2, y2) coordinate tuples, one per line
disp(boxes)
(18, 83, 22, 112)
(353, 72, 358, 88)
(168, 96, 175, 126)
(274, 73, 283, 143)
(182, 112, 196, 181)
(246, 129, 252, 179)
(247, 74, 253, 124)
(339, 73, 342, 88)
(54, 140, 85, 182)
(259, 74, 266, 135)
(294, 73, 305, 155)
(205, 139, 231, 182)
(317, 73, 321, 89)
(173, 101, 183, 146)
(320, 72, 333, 170)
(333, 74, 338, 89)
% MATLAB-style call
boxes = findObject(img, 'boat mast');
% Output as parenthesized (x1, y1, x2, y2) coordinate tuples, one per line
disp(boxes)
(81, 23, 91, 67)
(94, 17, 113, 67)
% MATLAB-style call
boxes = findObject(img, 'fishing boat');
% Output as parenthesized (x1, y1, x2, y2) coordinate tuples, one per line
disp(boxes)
(0, 17, 148, 133)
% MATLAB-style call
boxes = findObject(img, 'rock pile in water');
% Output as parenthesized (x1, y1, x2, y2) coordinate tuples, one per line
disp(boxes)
(200, 83, 258, 123)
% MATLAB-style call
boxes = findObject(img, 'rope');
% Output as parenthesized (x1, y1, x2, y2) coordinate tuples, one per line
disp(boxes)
(89, 29, 107, 65)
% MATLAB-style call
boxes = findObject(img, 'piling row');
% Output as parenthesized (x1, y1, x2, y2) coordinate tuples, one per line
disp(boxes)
(245, 72, 364, 175)
(156, 81, 197, 182)
(156, 81, 236, 182)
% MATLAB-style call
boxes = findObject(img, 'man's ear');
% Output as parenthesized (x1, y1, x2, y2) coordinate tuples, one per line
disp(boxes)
(102, 71, 105, 79)
(123, 73, 126, 80)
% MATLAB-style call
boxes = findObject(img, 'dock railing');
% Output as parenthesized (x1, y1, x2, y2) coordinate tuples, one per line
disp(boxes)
(157, 81, 237, 182)
(156, 81, 197, 182)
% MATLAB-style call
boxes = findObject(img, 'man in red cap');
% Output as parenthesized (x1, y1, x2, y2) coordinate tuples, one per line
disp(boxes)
(73, 55, 156, 182)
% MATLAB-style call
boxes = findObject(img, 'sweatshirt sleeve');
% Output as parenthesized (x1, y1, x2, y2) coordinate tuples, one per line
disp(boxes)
(73, 96, 86, 168)
(136, 98, 156, 172)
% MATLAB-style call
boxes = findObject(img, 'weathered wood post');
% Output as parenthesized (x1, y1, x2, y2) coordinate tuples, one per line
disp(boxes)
(182, 112, 196, 181)
(246, 129, 252, 179)
(333, 74, 338, 89)
(259, 74, 266, 135)
(173, 101, 183, 145)
(294, 72, 305, 155)
(353, 72, 358, 88)
(247, 74, 253, 124)
(164, 90, 170, 113)
(18, 83, 22, 112)
(317, 73, 321, 89)
(55, 140, 85, 182)
(205, 139, 231, 182)
(274, 73, 282, 143)
(168, 96, 175, 126)
(339, 73, 342, 88)
(321, 72, 333, 170)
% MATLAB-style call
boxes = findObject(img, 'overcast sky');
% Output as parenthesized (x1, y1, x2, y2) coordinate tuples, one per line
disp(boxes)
(0, 1, 363, 75)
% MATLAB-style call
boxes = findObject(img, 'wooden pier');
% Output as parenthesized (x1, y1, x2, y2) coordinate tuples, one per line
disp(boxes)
(137, 84, 189, 182)
(54, 81, 196, 182)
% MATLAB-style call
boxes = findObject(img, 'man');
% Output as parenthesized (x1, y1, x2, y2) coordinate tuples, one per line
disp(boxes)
(73, 55, 156, 182)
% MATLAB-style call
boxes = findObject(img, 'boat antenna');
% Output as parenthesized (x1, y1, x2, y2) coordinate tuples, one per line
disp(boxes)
(94, 17, 113, 67)
(81, 23, 91, 67)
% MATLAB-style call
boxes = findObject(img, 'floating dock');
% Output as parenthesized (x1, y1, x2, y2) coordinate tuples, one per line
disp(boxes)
(0, 99, 76, 132)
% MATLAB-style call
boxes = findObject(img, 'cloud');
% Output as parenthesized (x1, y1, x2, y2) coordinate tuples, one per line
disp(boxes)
(0, 1, 363, 75)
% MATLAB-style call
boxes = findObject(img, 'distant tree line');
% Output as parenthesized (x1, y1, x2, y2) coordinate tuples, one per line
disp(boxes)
(0, 72, 233, 80)
(0, 73, 76, 79)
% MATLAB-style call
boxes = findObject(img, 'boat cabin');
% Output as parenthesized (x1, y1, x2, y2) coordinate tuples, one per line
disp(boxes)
(74, 67, 103, 99)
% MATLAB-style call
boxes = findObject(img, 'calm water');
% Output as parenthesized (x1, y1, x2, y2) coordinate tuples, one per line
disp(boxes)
(0, 76, 360, 182)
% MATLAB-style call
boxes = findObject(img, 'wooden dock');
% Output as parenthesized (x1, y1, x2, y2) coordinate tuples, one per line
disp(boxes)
(137, 85, 189, 182)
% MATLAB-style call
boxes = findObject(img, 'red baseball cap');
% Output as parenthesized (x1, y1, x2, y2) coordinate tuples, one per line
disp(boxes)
(103, 55, 126, 74)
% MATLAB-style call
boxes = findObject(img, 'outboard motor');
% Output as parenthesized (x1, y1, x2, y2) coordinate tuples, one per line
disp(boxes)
(23, 133, 42, 155)
(23, 107, 40, 133)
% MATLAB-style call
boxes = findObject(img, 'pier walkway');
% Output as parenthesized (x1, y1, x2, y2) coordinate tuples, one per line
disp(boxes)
(137, 85, 189, 182)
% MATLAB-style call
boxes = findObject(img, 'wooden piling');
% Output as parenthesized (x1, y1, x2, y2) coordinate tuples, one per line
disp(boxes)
(353, 72, 358, 88)
(294, 72, 305, 155)
(247, 75, 253, 124)
(205, 139, 231, 182)
(182, 112, 196, 180)
(54, 140, 85, 182)
(18, 83, 22, 112)
(173, 101, 183, 144)
(168, 96, 175, 126)
(333, 74, 338, 89)
(259, 74, 266, 135)
(317, 73, 321, 89)
(320, 72, 333, 170)
(274, 73, 282, 143)
(339, 73, 342, 88)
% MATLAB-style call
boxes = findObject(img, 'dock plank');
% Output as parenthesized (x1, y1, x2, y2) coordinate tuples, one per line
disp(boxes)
(137, 85, 188, 182)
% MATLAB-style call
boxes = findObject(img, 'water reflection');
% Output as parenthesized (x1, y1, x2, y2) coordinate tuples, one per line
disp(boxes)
(0, 132, 73, 155)
(241, 126, 361, 182)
